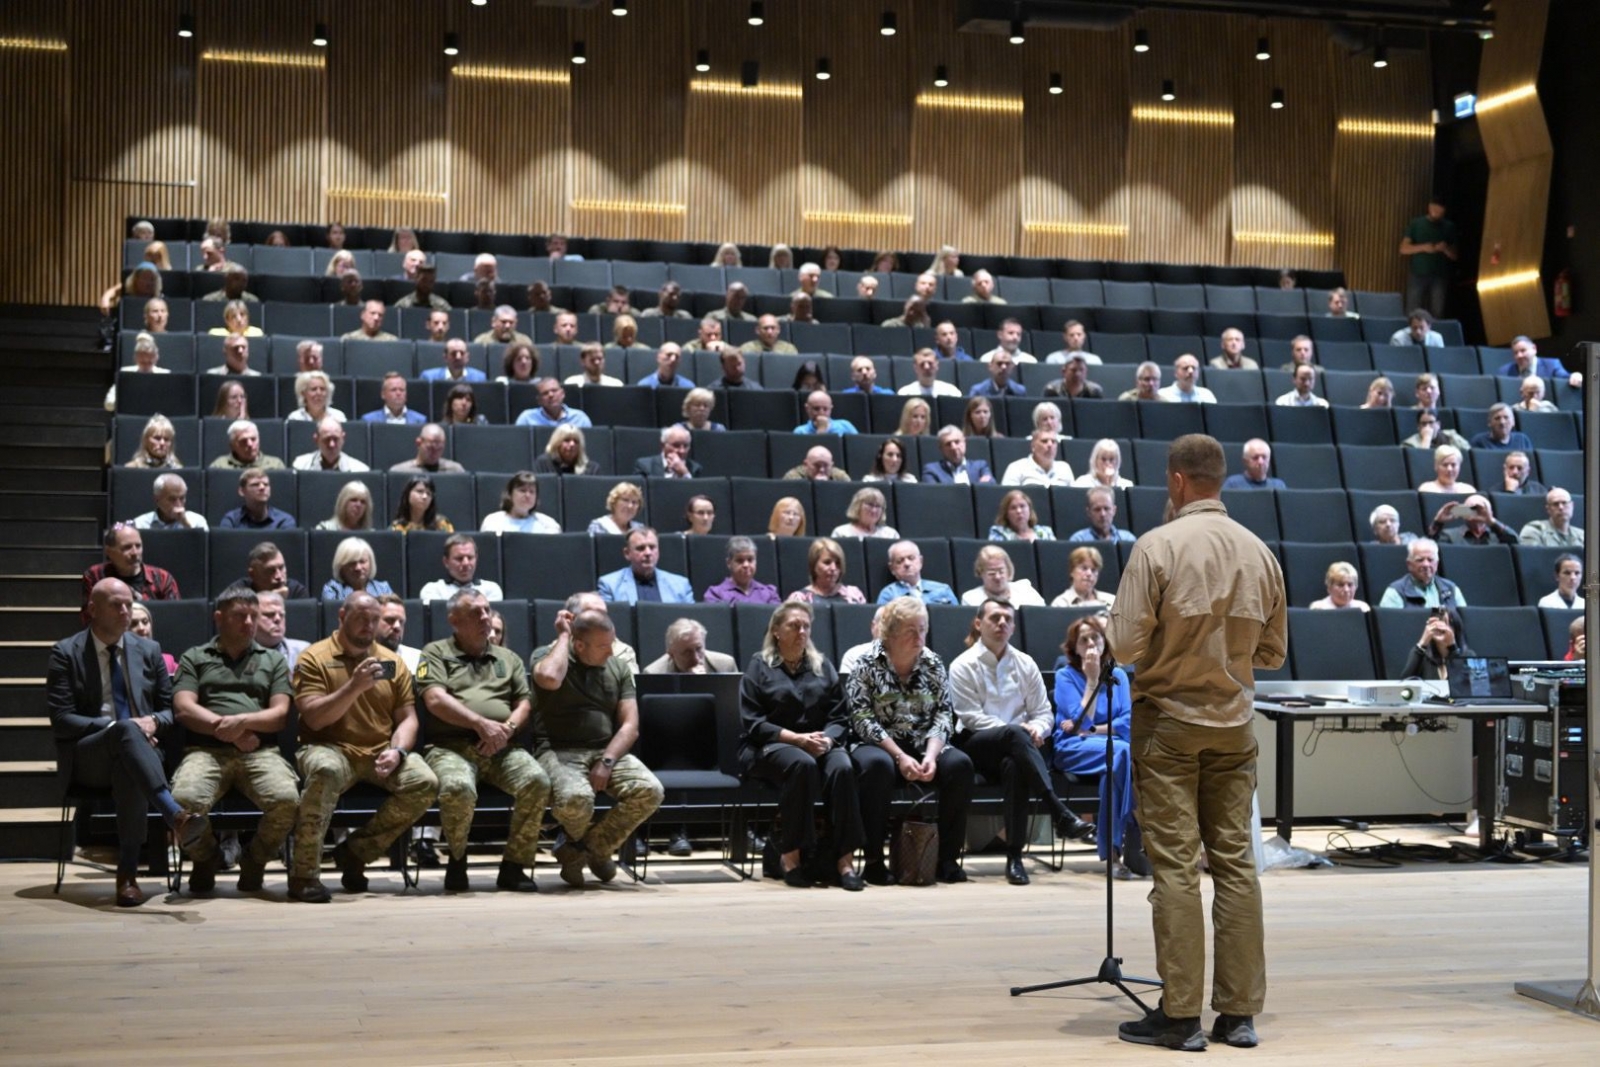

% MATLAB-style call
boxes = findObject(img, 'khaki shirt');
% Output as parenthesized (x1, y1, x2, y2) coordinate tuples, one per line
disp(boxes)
(416, 637, 531, 744)
(528, 644, 633, 756)
(295, 631, 414, 757)
(1106, 498, 1286, 728)
(174, 638, 292, 743)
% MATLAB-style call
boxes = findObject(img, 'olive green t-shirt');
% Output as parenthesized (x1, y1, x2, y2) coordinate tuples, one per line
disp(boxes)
(174, 638, 291, 745)
(528, 643, 634, 755)
(416, 638, 531, 744)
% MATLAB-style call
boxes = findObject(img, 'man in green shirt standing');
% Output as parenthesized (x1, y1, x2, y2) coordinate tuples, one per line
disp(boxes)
(416, 590, 548, 893)
(1400, 197, 1459, 320)
(171, 584, 300, 895)
(530, 607, 663, 887)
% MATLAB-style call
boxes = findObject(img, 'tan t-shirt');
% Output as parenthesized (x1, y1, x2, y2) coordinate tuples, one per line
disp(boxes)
(294, 631, 414, 757)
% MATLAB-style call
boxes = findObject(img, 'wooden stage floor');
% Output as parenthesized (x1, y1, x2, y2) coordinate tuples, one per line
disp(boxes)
(0, 824, 1594, 1066)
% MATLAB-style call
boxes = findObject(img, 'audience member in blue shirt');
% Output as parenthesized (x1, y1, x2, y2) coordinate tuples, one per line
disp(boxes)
(874, 541, 960, 605)
(1220, 438, 1286, 491)
(514, 378, 592, 429)
(793, 390, 858, 435)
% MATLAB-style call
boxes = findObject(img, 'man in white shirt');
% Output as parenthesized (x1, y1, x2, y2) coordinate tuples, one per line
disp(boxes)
(898, 347, 963, 398)
(206, 333, 260, 377)
(1002, 429, 1074, 486)
(418, 535, 503, 603)
(949, 597, 1095, 884)
(1044, 320, 1103, 365)
(132, 473, 209, 530)
(292, 417, 371, 472)
(980, 318, 1036, 364)
(1157, 354, 1217, 403)
(564, 342, 624, 388)
(1273, 363, 1328, 408)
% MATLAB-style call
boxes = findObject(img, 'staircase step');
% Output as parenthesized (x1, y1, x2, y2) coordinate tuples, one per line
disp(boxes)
(0, 444, 106, 467)
(2, 577, 83, 608)
(0, 518, 99, 544)
(0, 681, 48, 717)
(0, 468, 102, 492)
(0, 547, 101, 575)
(0, 425, 107, 448)
(0, 761, 57, 806)
(0, 406, 108, 428)
(0, 492, 105, 521)
(0, 609, 78, 642)
(0, 720, 56, 760)
(0, 386, 107, 408)
(0, 644, 52, 677)
(0, 809, 69, 862)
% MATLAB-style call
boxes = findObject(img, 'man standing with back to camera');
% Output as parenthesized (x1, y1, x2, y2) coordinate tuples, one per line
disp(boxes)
(1106, 434, 1287, 1051)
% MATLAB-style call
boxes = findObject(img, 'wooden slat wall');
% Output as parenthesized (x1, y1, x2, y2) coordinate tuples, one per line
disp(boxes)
(0, 8, 69, 303)
(1331, 44, 1435, 295)
(1230, 20, 1337, 271)
(1018, 28, 1130, 262)
(1126, 12, 1235, 267)
(3, 1, 1452, 306)
(1475, 0, 1552, 343)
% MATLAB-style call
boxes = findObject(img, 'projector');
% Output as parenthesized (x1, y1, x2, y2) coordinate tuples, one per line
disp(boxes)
(1347, 683, 1423, 706)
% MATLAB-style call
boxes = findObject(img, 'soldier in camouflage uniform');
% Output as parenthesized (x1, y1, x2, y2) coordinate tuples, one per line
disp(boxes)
(530, 607, 663, 887)
(416, 590, 547, 892)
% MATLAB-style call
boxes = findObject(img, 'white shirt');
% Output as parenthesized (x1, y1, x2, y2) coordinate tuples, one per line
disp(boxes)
(948, 641, 1052, 735)
(1538, 591, 1586, 610)
(1274, 390, 1329, 408)
(1044, 349, 1103, 366)
(286, 407, 348, 422)
(1070, 473, 1134, 489)
(897, 380, 962, 398)
(481, 511, 561, 535)
(838, 640, 876, 676)
(417, 579, 505, 604)
(1157, 383, 1217, 404)
(132, 509, 209, 530)
(1051, 588, 1116, 608)
(292, 451, 370, 472)
(960, 579, 1045, 607)
(1309, 596, 1370, 612)
(565, 373, 624, 388)
(1002, 456, 1075, 487)
(980, 347, 1037, 364)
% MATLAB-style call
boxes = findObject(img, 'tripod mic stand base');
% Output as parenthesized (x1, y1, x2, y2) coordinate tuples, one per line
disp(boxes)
(1011, 955, 1162, 1013)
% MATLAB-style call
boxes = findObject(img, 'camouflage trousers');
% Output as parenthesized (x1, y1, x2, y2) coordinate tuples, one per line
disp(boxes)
(537, 749, 663, 859)
(171, 746, 301, 867)
(291, 745, 439, 879)
(425, 741, 550, 868)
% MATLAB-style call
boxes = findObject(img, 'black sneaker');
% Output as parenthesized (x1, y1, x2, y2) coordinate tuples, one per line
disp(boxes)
(496, 860, 538, 893)
(1118, 1004, 1206, 1051)
(667, 828, 693, 857)
(936, 861, 969, 884)
(1211, 1014, 1258, 1048)
(444, 856, 470, 893)
(333, 841, 369, 894)
(1123, 818, 1154, 877)
(861, 861, 892, 886)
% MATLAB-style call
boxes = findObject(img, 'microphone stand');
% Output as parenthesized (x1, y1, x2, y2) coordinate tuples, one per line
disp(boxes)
(1010, 649, 1161, 1011)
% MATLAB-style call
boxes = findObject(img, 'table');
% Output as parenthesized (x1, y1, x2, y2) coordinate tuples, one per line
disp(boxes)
(1254, 681, 1548, 851)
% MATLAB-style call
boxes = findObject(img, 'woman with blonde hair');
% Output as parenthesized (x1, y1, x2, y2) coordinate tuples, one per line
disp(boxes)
(1071, 438, 1134, 489)
(128, 602, 179, 677)
(930, 244, 962, 277)
(1417, 443, 1475, 494)
(960, 545, 1044, 606)
(287, 370, 345, 422)
(677, 388, 726, 432)
(768, 497, 807, 538)
(317, 480, 375, 532)
(831, 488, 898, 540)
(588, 481, 643, 535)
(1031, 401, 1063, 436)
(389, 226, 420, 253)
(482, 471, 560, 534)
(1310, 561, 1369, 611)
(787, 538, 865, 604)
(210, 380, 249, 420)
(126, 414, 181, 469)
(207, 299, 263, 338)
(712, 242, 743, 267)
(1361, 376, 1395, 410)
(990, 490, 1054, 542)
(768, 243, 794, 270)
(142, 241, 173, 271)
(1052, 545, 1116, 607)
(322, 536, 393, 601)
(612, 313, 649, 351)
(897, 397, 932, 436)
(534, 425, 599, 476)
(324, 249, 357, 278)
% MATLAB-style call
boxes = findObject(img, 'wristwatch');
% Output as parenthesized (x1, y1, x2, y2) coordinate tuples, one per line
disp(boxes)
(599, 755, 617, 769)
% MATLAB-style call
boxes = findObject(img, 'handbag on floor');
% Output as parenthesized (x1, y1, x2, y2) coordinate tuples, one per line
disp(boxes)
(890, 791, 939, 887)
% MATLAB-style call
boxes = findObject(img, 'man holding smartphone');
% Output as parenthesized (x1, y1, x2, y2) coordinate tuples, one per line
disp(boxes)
(1425, 494, 1518, 546)
(288, 591, 439, 903)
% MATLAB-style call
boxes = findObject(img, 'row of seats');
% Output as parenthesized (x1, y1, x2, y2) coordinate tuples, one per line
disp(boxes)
(135, 591, 1580, 687)
(127, 512, 1580, 610)
(131, 277, 1453, 347)
(129, 219, 1349, 290)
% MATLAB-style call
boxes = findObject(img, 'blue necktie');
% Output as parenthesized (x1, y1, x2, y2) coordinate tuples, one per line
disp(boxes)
(109, 645, 133, 722)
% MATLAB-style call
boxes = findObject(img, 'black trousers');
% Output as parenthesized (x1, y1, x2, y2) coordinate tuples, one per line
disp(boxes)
(955, 723, 1069, 858)
(71, 720, 172, 871)
(745, 743, 864, 859)
(853, 744, 973, 867)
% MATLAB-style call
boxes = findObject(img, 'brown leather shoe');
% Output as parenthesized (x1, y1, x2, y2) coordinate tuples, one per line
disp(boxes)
(115, 873, 145, 908)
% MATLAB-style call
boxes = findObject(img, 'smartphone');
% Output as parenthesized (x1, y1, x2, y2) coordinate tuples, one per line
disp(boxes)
(375, 660, 397, 680)
(1447, 503, 1476, 521)
(1430, 607, 1449, 620)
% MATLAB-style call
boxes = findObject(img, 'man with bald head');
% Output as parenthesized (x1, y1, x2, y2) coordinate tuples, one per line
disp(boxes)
(1221, 439, 1285, 491)
(289, 591, 440, 902)
(390, 423, 465, 474)
(636, 343, 695, 388)
(132, 473, 208, 530)
(1425, 494, 1518, 545)
(794, 390, 859, 435)
(49, 578, 203, 906)
(292, 417, 370, 472)
(1520, 487, 1584, 547)
(709, 281, 756, 322)
(783, 445, 851, 481)
(742, 314, 799, 355)
(343, 299, 398, 343)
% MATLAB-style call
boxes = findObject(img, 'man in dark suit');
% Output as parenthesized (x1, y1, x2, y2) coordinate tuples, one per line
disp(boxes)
(921, 425, 995, 484)
(633, 425, 702, 479)
(47, 577, 204, 906)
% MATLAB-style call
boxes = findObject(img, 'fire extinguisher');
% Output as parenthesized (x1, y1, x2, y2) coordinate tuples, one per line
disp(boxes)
(1553, 269, 1572, 318)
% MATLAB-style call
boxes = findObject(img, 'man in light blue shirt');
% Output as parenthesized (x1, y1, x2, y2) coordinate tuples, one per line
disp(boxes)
(1068, 486, 1136, 543)
(515, 378, 592, 429)
(841, 356, 895, 396)
(1388, 309, 1444, 347)
(635, 343, 694, 389)
(420, 338, 487, 382)
(875, 540, 960, 606)
(1220, 439, 1286, 491)
(794, 390, 858, 435)
(597, 528, 694, 604)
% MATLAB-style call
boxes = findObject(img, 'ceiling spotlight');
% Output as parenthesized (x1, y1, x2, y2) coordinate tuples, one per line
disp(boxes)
(1049, 72, 1063, 95)
(1373, 43, 1388, 68)
(881, 12, 897, 37)
(312, 22, 328, 47)
(694, 49, 711, 73)
(748, 2, 764, 27)
(1161, 79, 1176, 102)
(934, 65, 949, 88)
(1271, 87, 1285, 109)
(443, 32, 460, 56)
(815, 57, 831, 81)
(471, 0, 487, 6)
(612, 0, 628, 14)
(178, 13, 195, 38)
(1009, 18, 1025, 45)
(1255, 37, 1271, 61)
(571, 40, 586, 65)
(742, 60, 760, 88)
(1133, 28, 1149, 53)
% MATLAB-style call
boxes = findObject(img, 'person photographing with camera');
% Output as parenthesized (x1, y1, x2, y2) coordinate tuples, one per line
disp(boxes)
(1424, 494, 1518, 546)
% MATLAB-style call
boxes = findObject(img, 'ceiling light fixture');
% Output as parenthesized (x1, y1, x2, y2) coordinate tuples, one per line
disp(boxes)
(1373, 26, 1388, 68)
(312, 22, 328, 47)
(1049, 72, 1063, 95)
(571, 40, 586, 65)
(741, 60, 760, 88)
(1009, 18, 1025, 45)
(748, 2, 764, 27)
(694, 49, 711, 73)
(934, 64, 949, 88)
(178, 13, 195, 38)
(1255, 37, 1271, 61)
(1161, 78, 1176, 102)
(881, 12, 897, 37)
(612, 1, 628, 15)
(1133, 29, 1149, 53)
(1271, 87, 1285, 109)
(815, 57, 831, 81)
(443, 32, 460, 56)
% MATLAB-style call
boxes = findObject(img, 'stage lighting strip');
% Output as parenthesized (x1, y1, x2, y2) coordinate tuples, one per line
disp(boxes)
(328, 189, 447, 203)
(1023, 221, 1129, 237)
(1131, 106, 1233, 126)
(1337, 118, 1433, 137)
(1474, 84, 1537, 114)
(201, 50, 325, 68)
(1235, 231, 1336, 247)
(802, 211, 913, 227)
(915, 93, 1023, 114)
(1477, 269, 1541, 293)
(453, 66, 570, 85)
(571, 200, 687, 215)
(689, 79, 803, 100)
(0, 37, 67, 52)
